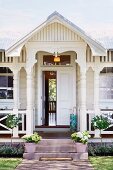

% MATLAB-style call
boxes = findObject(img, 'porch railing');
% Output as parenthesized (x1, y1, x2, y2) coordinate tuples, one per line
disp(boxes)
(0, 109, 26, 134)
(48, 101, 56, 126)
(87, 110, 95, 134)
(87, 110, 113, 134)
(18, 110, 26, 134)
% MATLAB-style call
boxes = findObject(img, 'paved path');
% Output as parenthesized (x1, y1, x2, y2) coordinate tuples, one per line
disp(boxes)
(16, 160, 94, 170)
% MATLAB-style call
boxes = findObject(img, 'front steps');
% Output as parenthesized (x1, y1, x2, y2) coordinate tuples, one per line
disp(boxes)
(23, 139, 88, 160)
(37, 131, 71, 139)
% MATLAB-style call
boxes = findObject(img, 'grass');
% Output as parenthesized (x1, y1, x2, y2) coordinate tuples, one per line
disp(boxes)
(89, 156, 113, 170)
(0, 158, 22, 170)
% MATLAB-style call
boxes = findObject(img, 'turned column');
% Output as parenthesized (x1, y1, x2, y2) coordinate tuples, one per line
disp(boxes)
(26, 67, 34, 135)
(80, 70, 87, 132)
(94, 70, 100, 138)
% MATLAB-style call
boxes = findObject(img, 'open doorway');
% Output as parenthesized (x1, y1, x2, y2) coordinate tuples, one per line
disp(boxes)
(42, 71, 57, 126)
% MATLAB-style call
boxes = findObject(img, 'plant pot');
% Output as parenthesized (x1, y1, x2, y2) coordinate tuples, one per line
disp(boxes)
(76, 142, 87, 153)
(24, 143, 36, 153)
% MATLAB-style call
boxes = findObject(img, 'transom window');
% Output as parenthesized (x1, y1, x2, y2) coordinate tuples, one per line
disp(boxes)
(100, 67, 113, 100)
(43, 55, 71, 66)
(0, 67, 13, 99)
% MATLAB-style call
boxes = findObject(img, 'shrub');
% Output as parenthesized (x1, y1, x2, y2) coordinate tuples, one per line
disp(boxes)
(0, 144, 24, 157)
(88, 143, 113, 156)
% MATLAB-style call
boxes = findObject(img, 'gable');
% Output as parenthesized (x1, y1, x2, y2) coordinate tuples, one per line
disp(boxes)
(28, 22, 84, 42)
(5, 11, 106, 57)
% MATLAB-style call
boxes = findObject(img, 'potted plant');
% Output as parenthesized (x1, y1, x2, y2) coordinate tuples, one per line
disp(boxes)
(6, 114, 20, 145)
(92, 115, 110, 145)
(21, 132, 42, 153)
(71, 131, 91, 152)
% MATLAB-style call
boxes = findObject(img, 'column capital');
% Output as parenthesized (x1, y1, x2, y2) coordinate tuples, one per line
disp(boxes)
(25, 66, 34, 76)
(25, 46, 37, 70)
(26, 58, 37, 69)
(94, 65, 104, 74)
(25, 57, 36, 75)
(76, 47, 87, 67)
(10, 66, 21, 75)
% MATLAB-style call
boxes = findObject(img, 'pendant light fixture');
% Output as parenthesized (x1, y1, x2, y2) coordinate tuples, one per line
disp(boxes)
(53, 52, 60, 63)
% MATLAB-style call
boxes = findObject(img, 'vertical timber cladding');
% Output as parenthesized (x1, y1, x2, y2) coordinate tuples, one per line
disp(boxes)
(29, 22, 84, 42)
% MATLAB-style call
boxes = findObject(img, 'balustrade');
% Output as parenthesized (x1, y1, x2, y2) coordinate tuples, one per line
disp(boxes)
(0, 109, 26, 134)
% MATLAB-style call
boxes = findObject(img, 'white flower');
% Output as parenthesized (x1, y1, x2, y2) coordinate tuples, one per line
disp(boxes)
(84, 136, 88, 140)
(94, 122, 97, 126)
(88, 135, 91, 138)
(77, 132, 83, 138)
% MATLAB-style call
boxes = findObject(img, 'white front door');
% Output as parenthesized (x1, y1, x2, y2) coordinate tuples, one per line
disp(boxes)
(57, 69, 75, 125)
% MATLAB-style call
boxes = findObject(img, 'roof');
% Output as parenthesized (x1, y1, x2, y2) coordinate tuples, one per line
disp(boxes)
(86, 31, 113, 50)
(0, 31, 26, 51)
(0, 11, 111, 54)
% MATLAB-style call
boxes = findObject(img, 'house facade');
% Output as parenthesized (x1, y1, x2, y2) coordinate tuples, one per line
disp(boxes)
(0, 12, 113, 139)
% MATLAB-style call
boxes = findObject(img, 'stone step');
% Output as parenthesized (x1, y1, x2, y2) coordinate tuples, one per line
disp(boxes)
(35, 145, 77, 152)
(37, 131, 71, 138)
(40, 157, 72, 161)
(38, 139, 74, 145)
(23, 139, 88, 161)
(23, 152, 88, 160)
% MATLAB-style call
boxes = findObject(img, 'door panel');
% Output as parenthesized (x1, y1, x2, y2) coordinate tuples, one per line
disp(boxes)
(57, 70, 73, 125)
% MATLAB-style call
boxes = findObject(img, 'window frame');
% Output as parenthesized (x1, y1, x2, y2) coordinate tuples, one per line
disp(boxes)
(0, 72, 13, 100)
(42, 55, 72, 66)
(99, 73, 113, 100)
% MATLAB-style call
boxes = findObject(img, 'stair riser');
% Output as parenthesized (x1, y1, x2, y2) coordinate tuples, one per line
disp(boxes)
(23, 153, 88, 160)
(38, 139, 74, 145)
(35, 146, 77, 152)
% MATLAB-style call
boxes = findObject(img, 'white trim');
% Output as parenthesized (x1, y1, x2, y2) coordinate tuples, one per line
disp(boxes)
(37, 53, 76, 126)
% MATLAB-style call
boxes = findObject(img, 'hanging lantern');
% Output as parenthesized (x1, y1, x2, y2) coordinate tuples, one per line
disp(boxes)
(53, 52, 60, 62)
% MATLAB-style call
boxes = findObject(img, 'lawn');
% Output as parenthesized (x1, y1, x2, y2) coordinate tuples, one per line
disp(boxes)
(89, 156, 113, 170)
(0, 158, 22, 170)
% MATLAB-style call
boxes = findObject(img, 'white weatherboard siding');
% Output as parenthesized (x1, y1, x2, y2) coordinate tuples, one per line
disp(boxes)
(29, 22, 84, 42)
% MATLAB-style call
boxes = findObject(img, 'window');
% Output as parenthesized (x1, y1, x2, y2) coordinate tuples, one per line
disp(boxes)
(43, 55, 71, 66)
(111, 51, 113, 62)
(100, 67, 113, 100)
(0, 67, 13, 99)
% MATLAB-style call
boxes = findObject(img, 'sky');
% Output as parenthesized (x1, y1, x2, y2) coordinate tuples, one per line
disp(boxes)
(0, 0, 113, 39)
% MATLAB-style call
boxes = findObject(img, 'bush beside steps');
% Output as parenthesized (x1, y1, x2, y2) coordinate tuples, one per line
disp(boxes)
(0, 142, 113, 157)
(88, 143, 113, 156)
(0, 144, 24, 158)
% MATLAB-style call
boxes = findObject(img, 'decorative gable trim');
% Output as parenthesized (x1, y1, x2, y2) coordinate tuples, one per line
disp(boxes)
(6, 11, 107, 57)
